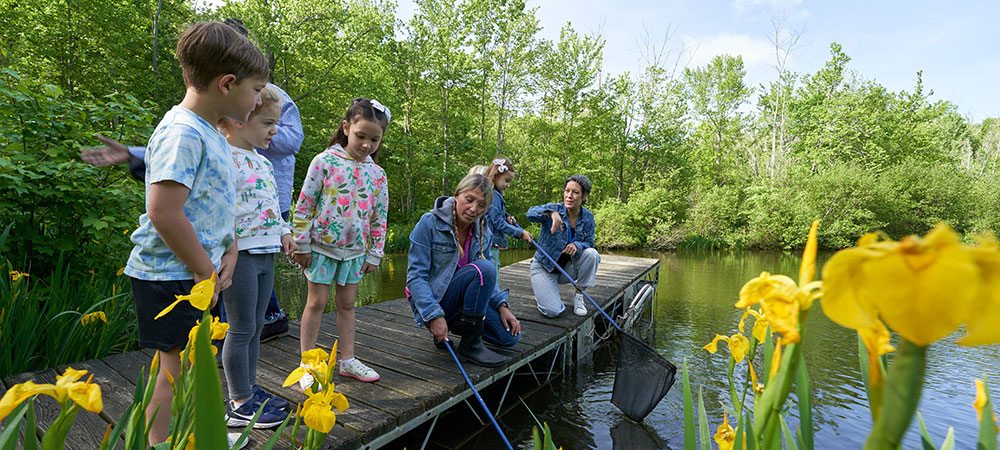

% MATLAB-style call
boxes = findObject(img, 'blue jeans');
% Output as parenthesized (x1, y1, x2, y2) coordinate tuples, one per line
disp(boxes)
(438, 260, 519, 347)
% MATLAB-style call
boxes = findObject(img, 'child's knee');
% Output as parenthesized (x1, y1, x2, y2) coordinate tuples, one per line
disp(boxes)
(537, 301, 563, 318)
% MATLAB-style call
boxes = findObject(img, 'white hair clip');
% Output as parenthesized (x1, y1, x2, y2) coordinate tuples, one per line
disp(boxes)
(492, 158, 508, 173)
(370, 99, 391, 123)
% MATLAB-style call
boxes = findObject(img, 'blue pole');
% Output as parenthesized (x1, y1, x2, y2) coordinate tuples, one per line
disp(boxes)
(528, 237, 622, 332)
(444, 341, 514, 450)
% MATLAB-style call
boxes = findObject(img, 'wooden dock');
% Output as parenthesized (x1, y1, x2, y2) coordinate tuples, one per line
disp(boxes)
(2, 254, 659, 449)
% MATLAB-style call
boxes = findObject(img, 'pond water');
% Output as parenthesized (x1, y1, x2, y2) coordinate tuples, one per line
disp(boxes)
(274, 249, 1000, 449)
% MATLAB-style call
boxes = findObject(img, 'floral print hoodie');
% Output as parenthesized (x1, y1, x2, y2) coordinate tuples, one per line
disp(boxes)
(292, 144, 388, 266)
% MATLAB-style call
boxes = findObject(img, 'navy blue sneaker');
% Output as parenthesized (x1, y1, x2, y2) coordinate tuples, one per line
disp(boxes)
(225, 396, 287, 429)
(252, 384, 291, 412)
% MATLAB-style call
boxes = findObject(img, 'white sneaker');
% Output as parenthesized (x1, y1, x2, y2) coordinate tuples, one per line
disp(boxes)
(339, 358, 380, 382)
(297, 363, 316, 392)
(227, 432, 248, 449)
(573, 293, 588, 316)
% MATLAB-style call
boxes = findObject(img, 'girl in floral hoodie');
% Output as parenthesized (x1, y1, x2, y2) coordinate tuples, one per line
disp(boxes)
(291, 98, 389, 386)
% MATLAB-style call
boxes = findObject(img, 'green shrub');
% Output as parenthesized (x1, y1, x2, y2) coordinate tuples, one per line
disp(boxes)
(682, 183, 748, 248)
(0, 69, 156, 276)
(0, 227, 137, 379)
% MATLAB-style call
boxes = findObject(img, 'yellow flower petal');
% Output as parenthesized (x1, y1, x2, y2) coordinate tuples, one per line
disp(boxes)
(770, 337, 783, 378)
(858, 322, 895, 387)
(961, 244, 1000, 346)
(155, 272, 216, 320)
(798, 220, 819, 291)
(283, 366, 310, 387)
(67, 381, 102, 414)
(973, 379, 987, 422)
(728, 333, 749, 363)
(302, 348, 331, 368)
(302, 402, 337, 433)
(713, 411, 735, 450)
(703, 335, 726, 354)
(80, 311, 107, 326)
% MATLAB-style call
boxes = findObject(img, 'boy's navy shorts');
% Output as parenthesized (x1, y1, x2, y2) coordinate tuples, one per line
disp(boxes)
(130, 277, 203, 352)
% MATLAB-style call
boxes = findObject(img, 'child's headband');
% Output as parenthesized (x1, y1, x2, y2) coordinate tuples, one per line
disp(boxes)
(492, 158, 509, 173)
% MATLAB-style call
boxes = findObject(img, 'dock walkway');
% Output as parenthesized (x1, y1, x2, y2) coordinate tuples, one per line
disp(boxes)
(2, 254, 659, 449)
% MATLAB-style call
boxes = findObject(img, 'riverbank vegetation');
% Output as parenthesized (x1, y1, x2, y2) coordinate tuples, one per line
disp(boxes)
(4, 0, 999, 270)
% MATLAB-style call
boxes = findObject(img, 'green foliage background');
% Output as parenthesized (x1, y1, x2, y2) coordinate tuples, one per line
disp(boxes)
(3, 0, 1000, 277)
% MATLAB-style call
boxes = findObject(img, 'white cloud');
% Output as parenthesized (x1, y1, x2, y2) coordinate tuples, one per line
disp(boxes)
(682, 33, 782, 70)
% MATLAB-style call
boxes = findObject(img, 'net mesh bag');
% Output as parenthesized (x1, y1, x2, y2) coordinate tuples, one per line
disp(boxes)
(611, 331, 677, 422)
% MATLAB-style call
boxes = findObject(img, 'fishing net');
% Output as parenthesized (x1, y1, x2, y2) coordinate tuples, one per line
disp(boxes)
(610, 331, 677, 422)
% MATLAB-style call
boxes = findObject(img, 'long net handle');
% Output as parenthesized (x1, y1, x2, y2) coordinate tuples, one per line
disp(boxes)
(444, 342, 514, 450)
(528, 237, 622, 332)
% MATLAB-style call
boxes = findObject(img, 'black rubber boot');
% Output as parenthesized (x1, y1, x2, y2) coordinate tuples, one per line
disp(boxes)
(455, 313, 506, 367)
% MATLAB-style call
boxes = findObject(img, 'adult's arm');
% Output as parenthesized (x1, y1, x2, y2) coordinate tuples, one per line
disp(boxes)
(526, 203, 560, 223)
(406, 216, 446, 323)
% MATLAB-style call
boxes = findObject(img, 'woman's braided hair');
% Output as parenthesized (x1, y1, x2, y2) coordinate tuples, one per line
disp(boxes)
(451, 173, 494, 259)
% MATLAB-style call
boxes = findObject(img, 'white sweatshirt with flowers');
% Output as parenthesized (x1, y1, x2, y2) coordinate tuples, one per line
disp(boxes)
(231, 144, 291, 251)
(292, 144, 388, 266)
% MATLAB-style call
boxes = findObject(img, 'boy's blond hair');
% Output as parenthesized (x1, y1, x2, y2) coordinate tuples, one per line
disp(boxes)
(254, 85, 284, 118)
(175, 21, 269, 91)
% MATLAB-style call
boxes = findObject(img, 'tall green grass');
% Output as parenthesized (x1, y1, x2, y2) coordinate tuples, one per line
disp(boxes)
(0, 225, 137, 379)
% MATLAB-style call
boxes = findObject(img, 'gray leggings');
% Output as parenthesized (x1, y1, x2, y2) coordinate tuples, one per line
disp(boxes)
(221, 251, 274, 401)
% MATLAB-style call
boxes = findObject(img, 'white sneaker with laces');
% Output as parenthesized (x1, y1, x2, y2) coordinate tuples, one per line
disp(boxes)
(573, 293, 588, 316)
(339, 358, 380, 382)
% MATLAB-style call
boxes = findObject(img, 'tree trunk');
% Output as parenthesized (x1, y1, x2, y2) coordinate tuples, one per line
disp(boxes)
(152, 0, 162, 82)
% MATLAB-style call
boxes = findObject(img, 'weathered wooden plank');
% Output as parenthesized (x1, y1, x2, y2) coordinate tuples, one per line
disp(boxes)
(255, 335, 426, 427)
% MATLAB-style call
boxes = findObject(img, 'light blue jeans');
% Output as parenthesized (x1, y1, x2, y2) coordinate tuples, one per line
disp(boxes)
(530, 248, 600, 318)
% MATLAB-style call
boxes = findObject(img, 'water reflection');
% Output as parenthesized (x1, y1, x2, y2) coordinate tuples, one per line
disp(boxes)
(274, 249, 1000, 449)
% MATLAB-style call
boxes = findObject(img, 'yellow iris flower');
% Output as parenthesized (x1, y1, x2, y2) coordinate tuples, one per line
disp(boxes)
(284, 343, 338, 390)
(154, 272, 216, 320)
(301, 387, 350, 433)
(9, 271, 29, 281)
(0, 367, 103, 421)
(713, 411, 735, 450)
(704, 333, 750, 363)
(738, 308, 768, 343)
(185, 316, 229, 363)
(822, 223, 1000, 346)
(735, 221, 821, 344)
(80, 311, 107, 326)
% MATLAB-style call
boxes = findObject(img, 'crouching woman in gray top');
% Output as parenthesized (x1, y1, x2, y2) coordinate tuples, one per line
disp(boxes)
(406, 174, 522, 367)
(527, 175, 600, 318)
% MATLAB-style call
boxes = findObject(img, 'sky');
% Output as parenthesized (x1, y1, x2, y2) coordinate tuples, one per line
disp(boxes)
(394, 0, 1000, 121)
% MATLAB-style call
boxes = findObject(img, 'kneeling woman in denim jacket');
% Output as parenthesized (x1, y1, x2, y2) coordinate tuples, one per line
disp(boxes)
(527, 174, 600, 318)
(406, 173, 522, 367)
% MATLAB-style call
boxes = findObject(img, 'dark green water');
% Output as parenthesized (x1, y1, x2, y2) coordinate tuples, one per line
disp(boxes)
(274, 249, 1000, 449)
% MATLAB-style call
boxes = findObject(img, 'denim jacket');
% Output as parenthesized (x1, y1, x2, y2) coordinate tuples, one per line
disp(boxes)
(406, 196, 510, 327)
(526, 202, 595, 272)
(487, 189, 524, 249)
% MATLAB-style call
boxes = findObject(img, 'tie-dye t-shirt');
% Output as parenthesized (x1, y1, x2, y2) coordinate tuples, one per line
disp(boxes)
(124, 106, 236, 281)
